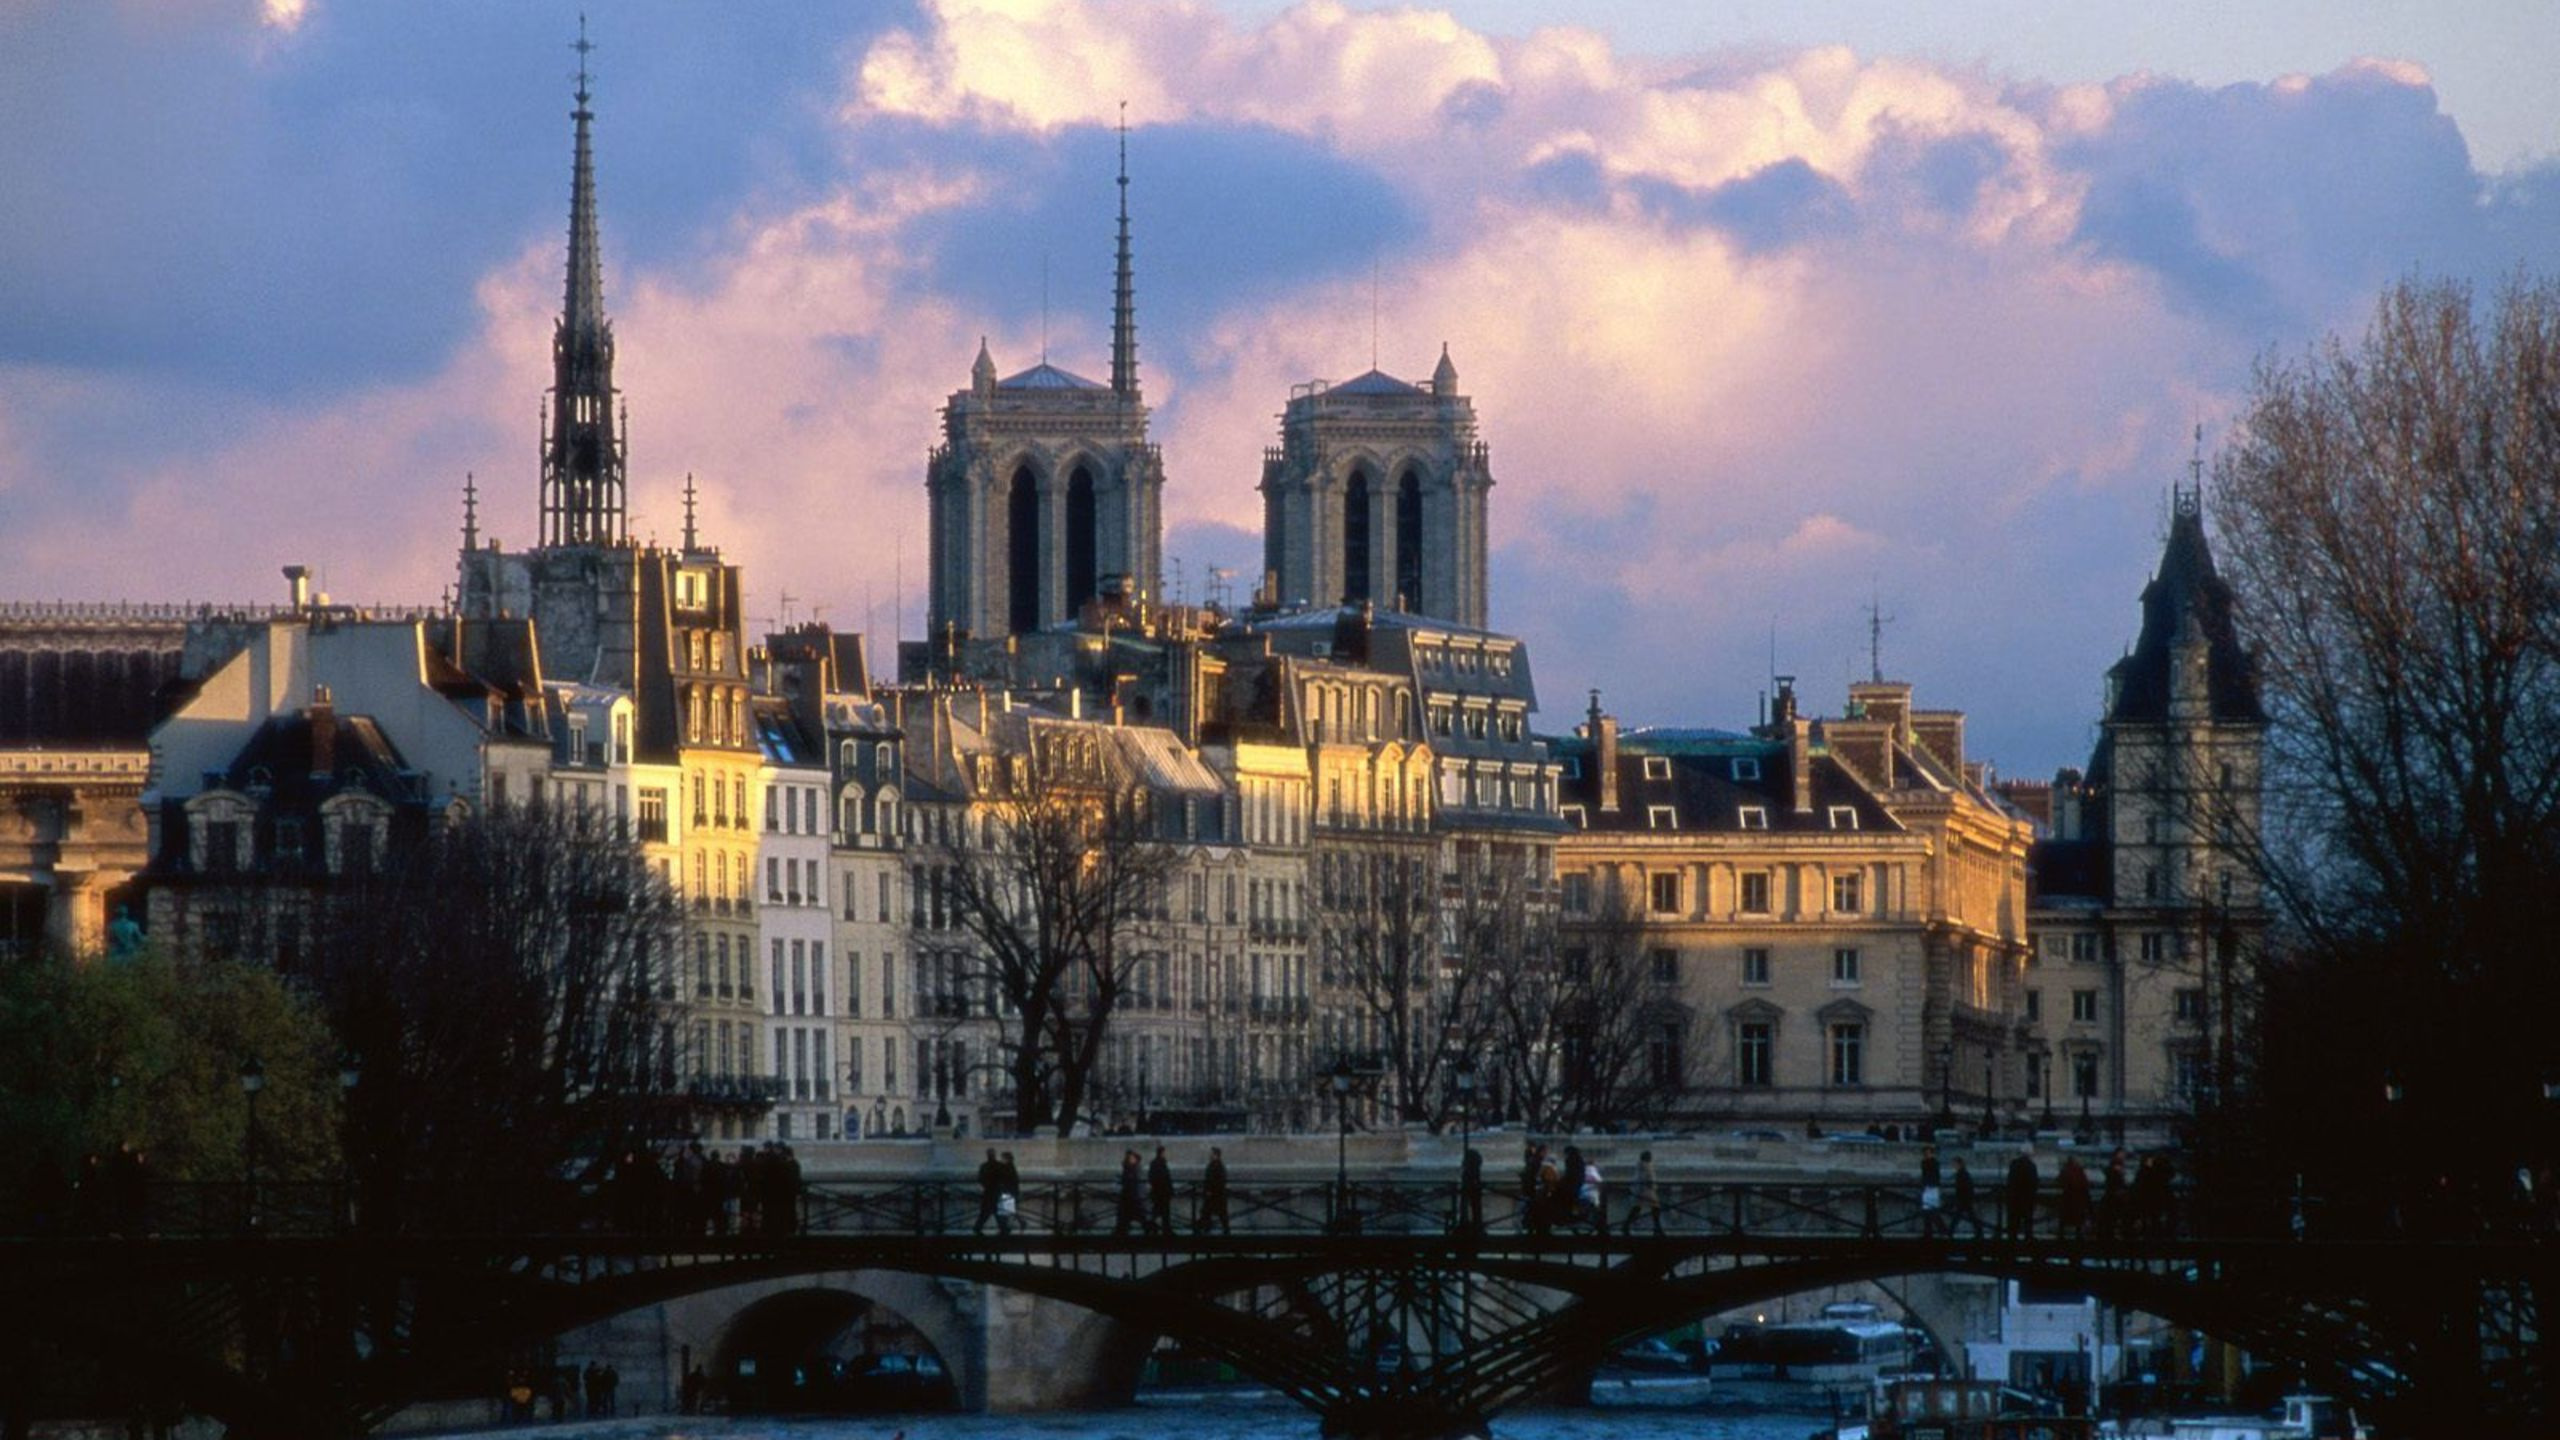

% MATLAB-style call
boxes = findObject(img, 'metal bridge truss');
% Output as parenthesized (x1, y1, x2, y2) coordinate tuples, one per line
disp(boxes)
(2, 1178, 2549, 1439)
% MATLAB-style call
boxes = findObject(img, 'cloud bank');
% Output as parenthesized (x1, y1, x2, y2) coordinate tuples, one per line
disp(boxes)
(5, 0, 2557, 774)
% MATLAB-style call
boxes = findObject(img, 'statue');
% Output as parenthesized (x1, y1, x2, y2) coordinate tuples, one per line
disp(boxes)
(106, 904, 144, 960)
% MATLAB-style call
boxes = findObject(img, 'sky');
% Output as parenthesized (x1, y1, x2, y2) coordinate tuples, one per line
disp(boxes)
(4, 0, 2556, 778)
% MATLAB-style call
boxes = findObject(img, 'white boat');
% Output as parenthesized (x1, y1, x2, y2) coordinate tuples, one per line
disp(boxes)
(2106, 1394, 2370, 1440)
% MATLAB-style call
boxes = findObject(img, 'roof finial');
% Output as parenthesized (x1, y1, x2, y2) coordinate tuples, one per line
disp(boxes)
(1041, 250, 1050, 365)
(461, 471, 480, 552)
(2177, 422, 2204, 518)
(1110, 102, 1140, 400)
(1866, 589, 1893, 683)
(573, 13, 593, 105)
(542, 14, 625, 548)
(682, 472, 699, 552)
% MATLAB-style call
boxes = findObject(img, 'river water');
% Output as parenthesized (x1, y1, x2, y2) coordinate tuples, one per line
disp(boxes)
(497, 1388, 1835, 1440)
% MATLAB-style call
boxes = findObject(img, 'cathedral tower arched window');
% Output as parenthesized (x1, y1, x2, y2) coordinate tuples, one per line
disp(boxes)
(1067, 464, 1098, 611)
(1007, 465, 1041, 634)
(1343, 469, 1373, 604)
(1395, 467, 1423, 611)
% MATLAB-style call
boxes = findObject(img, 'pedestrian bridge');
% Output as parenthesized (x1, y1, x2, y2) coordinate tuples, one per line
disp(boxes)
(3, 1172, 2547, 1439)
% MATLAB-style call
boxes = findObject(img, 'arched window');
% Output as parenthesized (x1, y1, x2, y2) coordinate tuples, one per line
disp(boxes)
(1007, 464, 1041, 633)
(1395, 467, 1423, 610)
(1343, 469, 1372, 604)
(1066, 464, 1098, 612)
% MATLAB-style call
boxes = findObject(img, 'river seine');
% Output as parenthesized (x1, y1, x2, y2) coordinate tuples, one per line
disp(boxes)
(503, 1390, 1833, 1440)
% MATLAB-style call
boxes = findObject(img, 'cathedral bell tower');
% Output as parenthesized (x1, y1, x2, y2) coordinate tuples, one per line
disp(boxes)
(1259, 343, 1493, 629)
(926, 113, 1164, 641)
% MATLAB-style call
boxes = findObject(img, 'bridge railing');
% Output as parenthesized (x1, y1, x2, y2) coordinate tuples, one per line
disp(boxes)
(1, 1173, 2510, 1245)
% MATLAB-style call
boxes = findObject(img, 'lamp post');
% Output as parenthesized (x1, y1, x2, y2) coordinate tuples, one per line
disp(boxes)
(337, 1053, 362, 1232)
(239, 1056, 266, 1231)
(1455, 1058, 1478, 1234)
(2383, 1069, 2406, 1232)
(1981, 1047, 1996, 1137)
(1937, 1041, 1954, 1133)
(1138, 1052, 1151, 1135)
(1330, 1058, 1354, 1233)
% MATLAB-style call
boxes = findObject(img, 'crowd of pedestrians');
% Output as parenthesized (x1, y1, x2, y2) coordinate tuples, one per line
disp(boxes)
(1914, 1145, 2180, 1240)
(607, 1140, 804, 1236)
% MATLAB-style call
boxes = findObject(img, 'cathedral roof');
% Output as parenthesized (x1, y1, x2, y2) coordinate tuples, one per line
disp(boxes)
(1325, 368, 1425, 397)
(998, 362, 1108, 391)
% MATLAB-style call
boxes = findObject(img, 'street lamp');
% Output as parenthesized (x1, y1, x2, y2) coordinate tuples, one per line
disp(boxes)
(1330, 1058, 1355, 1233)
(1936, 1041, 1954, 1133)
(1455, 1058, 1479, 1234)
(239, 1056, 266, 1231)
(1981, 1047, 1996, 1137)
(337, 1054, 362, 1232)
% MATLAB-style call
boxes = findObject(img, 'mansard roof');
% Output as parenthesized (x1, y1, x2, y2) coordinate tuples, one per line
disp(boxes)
(215, 706, 430, 811)
(1549, 734, 1901, 836)
(2104, 500, 2265, 726)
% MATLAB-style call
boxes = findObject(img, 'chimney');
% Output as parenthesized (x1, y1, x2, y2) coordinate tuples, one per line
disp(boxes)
(283, 564, 311, 610)
(1589, 689, 1620, 813)
(1790, 713, 1814, 814)
(1911, 709, 1966, 775)
(1847, 680, 1913, 740)
(308, 683, 337, 779)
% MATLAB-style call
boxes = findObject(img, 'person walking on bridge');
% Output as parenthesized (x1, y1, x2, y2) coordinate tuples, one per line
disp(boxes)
(1626, 1151, 1664, 1236)
(1148, 1146, 1175, 1236)
(2057, 1155, 2091, 1241)
(2004, 1151, 2040, 1239)
(1198, 1146, 1232, 1234)
(997, 1151, 1021, 1234)
(1457, 1145, 1485, 1235)
(1919, 1147, 1944, 1238)
(1113, 1150, 1144, 1236)
(975, 1148, 1004, 1235)
(1951, 1158, 1981, 1237)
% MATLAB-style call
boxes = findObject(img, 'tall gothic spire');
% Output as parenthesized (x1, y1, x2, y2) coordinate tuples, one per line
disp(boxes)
(541, 17, 628, 549)
(1110, 103, 1140, 400)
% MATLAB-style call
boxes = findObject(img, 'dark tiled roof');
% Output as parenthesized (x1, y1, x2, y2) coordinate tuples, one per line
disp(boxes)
(2105, 505, 2265, 724)
(2028, 837, 2111, 904)
(220, 708, 427, 810)
(1550, 737, 1900, 835)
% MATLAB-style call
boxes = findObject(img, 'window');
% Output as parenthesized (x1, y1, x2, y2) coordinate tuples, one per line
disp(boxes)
(1738, 1022, 1773, 1086)
(1649, 947, 1679, 984)
(2070, 933, 2098, 963)
(1829, 1023, 1865, 1087)
(1739, 871, 1772, 914)
(2174, 987, 2205, 1022)
(638, 788, 669, 843)
(1731, 756, 1761, 781)
(2071, 989, 2099, 1022)
(1647, 805, 1678, 830)
(1562, 873, 1592, 913)
(2139, 932, 2168, 963)
(2025, 1053, 2045, 1099)
(765, 785, 780, 831)
(1642, 756, 1671, 780)
(1737, 805, 1769, 830)
(2072, 1052, 2099, 1100)
(1832, 948, 1861, 985)
(1650, 872, 1681, 914)
(2025, 989, 2042, 1021)
(1561, 804, 1587, 829)
(1831, 872, 1863, 914)
(1648, 1022, 1684, 1087)
(1741, 947, 1771, 986)
(1828, 805, 1858, 830)
(2144, 866, 2161, 900)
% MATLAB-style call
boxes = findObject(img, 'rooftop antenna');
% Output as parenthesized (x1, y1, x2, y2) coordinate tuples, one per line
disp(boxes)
(572, 13, 593, 101)
(779, 589, 799, 630)
(1041, 251, 1051, 364)
(2180, 421, 2205, 517)
(681, 472, 699, 552)
(461, 472, 480, 552)
(1866, 589, 1893, 683)
(1371, 257, 1381, 371)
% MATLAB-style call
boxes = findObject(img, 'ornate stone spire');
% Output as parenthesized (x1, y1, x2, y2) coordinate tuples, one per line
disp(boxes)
(681, 472, 698, 552)
(1109, 103, 1140, 401)
(461, 472, 479, 551)
(540, 17, 627, 549)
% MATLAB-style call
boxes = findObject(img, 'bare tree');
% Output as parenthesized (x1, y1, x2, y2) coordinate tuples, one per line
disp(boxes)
(1492, 893, 1693, 1133)
(1315, 835, 1466, 1126)
(306, 803, 687, 1223)
(919, 728, 1183, 1137)
(2213, 272, 2560, 1180)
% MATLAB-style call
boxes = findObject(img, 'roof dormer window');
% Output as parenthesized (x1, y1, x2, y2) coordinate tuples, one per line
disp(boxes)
(1732, 757, 1762, 781)
(1829, 806, 1859, 830)
(1648, 805, 1678, 830)
(1642, 756, 1671, 781)
(1738, 805, 1770, 830)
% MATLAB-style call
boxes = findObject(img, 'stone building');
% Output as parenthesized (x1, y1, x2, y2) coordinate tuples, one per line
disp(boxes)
(925, 134, 1162, 643)
(1551, 680, 2034, 1130)
(1258, 349, 1493, 630)
(2024, 486, 2267, 1138)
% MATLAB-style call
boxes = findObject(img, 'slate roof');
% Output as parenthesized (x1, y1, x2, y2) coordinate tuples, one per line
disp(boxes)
(218, 707, 429, 810)
(1325, 368, 1424, 397)
(1549, 735, 1901, 836)
(998, 362, 1108, 391)
(2105, 503, 2265, 725)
